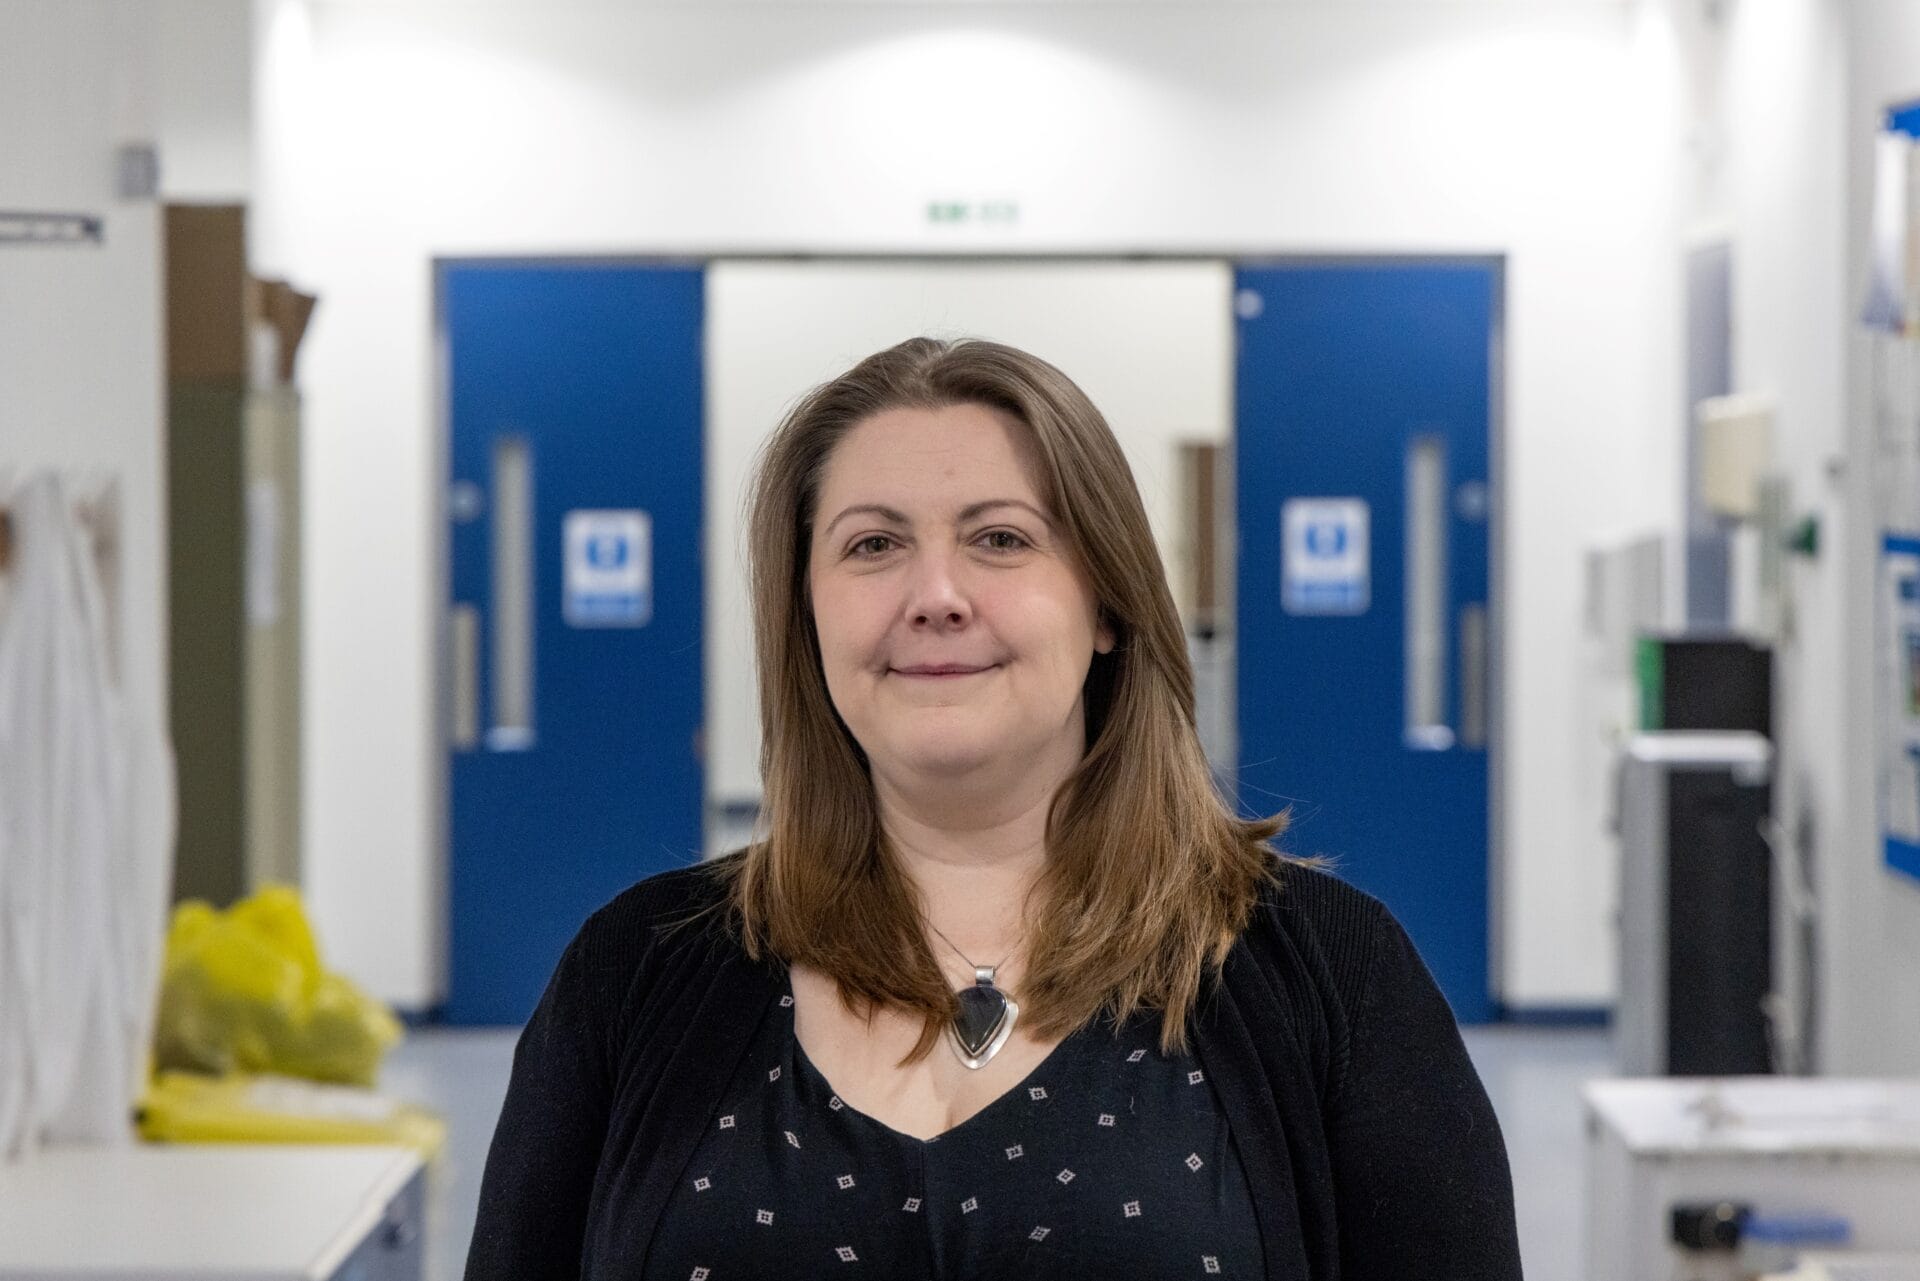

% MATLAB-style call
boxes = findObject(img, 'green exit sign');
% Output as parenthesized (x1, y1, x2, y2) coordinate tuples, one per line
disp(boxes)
(926, 199, 1021, 226)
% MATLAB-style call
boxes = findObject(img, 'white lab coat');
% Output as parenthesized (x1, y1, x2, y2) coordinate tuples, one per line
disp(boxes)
(0, 473, 173, 1159)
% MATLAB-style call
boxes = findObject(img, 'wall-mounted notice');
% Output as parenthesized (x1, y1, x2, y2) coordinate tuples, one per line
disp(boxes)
(1282, 497, 1370, 616)
(564, 509, 652, 628)
(1881, 532, 1920, 883)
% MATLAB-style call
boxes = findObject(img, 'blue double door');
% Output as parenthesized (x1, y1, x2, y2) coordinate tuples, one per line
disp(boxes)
(441, 259, 1497, 1025)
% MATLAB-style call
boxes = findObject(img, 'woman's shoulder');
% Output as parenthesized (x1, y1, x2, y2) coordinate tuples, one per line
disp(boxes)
(1240, 856, 1394, 1003)
(567, 850, 743, 967)
(600, 848, 738, 918)
(1259, 856, 1389, 927)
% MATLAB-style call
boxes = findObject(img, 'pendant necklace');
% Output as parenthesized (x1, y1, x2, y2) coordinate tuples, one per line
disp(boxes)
(924, 920, 1021, 1070)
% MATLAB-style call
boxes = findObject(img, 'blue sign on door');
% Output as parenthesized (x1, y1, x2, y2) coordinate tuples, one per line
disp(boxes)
(565, 509, 652, 627)
(1283, 497, 1370, 615)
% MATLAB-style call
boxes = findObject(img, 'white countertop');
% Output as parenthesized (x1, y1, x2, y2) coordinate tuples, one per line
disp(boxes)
(0, 1143, 422, 1280)
(1761, 1255, 1920, 1281)
(1584, 1078, 1920, 1155)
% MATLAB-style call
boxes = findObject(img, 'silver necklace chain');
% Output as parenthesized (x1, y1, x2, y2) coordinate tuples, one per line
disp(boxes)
(923, 919, 1020, 979)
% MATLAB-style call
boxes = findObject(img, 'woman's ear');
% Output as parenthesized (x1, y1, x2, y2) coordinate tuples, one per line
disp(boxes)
(1095, 609, 1118, 655)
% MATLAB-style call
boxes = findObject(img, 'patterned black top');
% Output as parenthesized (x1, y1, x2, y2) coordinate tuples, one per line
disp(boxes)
(468, 859, 1525, 1280)
(645, 967, 1263, 1280)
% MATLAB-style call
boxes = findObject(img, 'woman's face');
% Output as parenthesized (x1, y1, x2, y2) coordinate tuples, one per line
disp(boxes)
(807, 402, 1115, 787)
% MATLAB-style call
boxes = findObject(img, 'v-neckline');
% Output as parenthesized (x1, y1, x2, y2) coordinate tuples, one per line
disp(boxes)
(781, 969, 1083, 1147)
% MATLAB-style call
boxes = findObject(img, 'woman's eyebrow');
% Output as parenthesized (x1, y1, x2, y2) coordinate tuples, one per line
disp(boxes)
(821, 499, 1052, 539)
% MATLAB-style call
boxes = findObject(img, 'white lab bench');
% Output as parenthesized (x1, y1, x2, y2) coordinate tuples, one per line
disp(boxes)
(0, 1144, 424, 1281)
(1761, 1257, 1920, 1280)
(1585, 1078, 1920, 1281)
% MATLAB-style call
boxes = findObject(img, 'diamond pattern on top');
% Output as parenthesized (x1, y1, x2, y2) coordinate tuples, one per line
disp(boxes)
(659, 973, 1258, 1277)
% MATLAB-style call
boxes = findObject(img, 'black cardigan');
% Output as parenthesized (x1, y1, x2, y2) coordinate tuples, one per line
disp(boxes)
(465, 855, 1524, 1280)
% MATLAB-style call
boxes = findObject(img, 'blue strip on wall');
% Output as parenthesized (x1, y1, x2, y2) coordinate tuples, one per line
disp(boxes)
(1498, 1006, 1611, 1028)
(1888, 102, 1920, 138)
(1890, 837, 1920, 884)
(1885, 535, 1920, 884)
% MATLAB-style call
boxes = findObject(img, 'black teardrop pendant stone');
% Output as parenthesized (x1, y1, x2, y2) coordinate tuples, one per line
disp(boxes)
(954, 983, 1010, 1058)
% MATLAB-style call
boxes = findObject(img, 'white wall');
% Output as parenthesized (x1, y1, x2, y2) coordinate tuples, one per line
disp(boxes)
(1648, 0, 1920, 1074)
(705, 260, 1233, 814)
(154, 0, 253, 201)
(1, 0, 167, 825)
(1710, 0, 1873, 1076)
(1836, 0, 1920, 1073)
(255, 0, 1675, 1009)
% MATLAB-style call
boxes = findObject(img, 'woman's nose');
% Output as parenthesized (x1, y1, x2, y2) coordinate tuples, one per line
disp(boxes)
(903, 547, 971, 630)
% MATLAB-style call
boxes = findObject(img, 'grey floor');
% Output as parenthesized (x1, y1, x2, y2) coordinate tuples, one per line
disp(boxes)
(386, 1021, 1612, 1281)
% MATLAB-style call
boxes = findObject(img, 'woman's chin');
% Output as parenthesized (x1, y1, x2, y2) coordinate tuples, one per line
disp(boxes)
(881, 732, 1008, 780)
(898, 745, 1000, 778)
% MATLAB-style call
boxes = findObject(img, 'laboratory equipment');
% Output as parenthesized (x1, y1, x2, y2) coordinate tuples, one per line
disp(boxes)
(1616, 731, 1774, 1076)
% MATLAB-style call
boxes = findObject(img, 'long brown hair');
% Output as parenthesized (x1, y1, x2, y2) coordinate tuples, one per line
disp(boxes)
(719, 336, 1303, 1062)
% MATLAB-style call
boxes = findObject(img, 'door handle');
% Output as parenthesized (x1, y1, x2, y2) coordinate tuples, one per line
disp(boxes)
(488, 435, 535, 750)
(1404, 434, 1453, 751)
(1460, 602, 1488, 750)
(450, 603, 479, 751)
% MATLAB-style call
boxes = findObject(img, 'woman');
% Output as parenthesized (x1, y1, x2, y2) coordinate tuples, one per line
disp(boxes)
(466, 337, 1522, 1280)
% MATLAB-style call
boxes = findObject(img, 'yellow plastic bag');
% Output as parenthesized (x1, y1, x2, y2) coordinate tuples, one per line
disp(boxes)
(153, 886, 402, 1087)
(137, 1071, 445, 1159)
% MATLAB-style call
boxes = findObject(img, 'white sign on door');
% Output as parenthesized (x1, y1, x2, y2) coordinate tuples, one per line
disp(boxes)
(564, 509, 652, 627)
(1282, 498, 1370, 615)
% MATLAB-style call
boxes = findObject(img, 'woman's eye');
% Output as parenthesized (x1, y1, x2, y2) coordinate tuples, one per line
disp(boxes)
(847, 530, 1027, 558)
